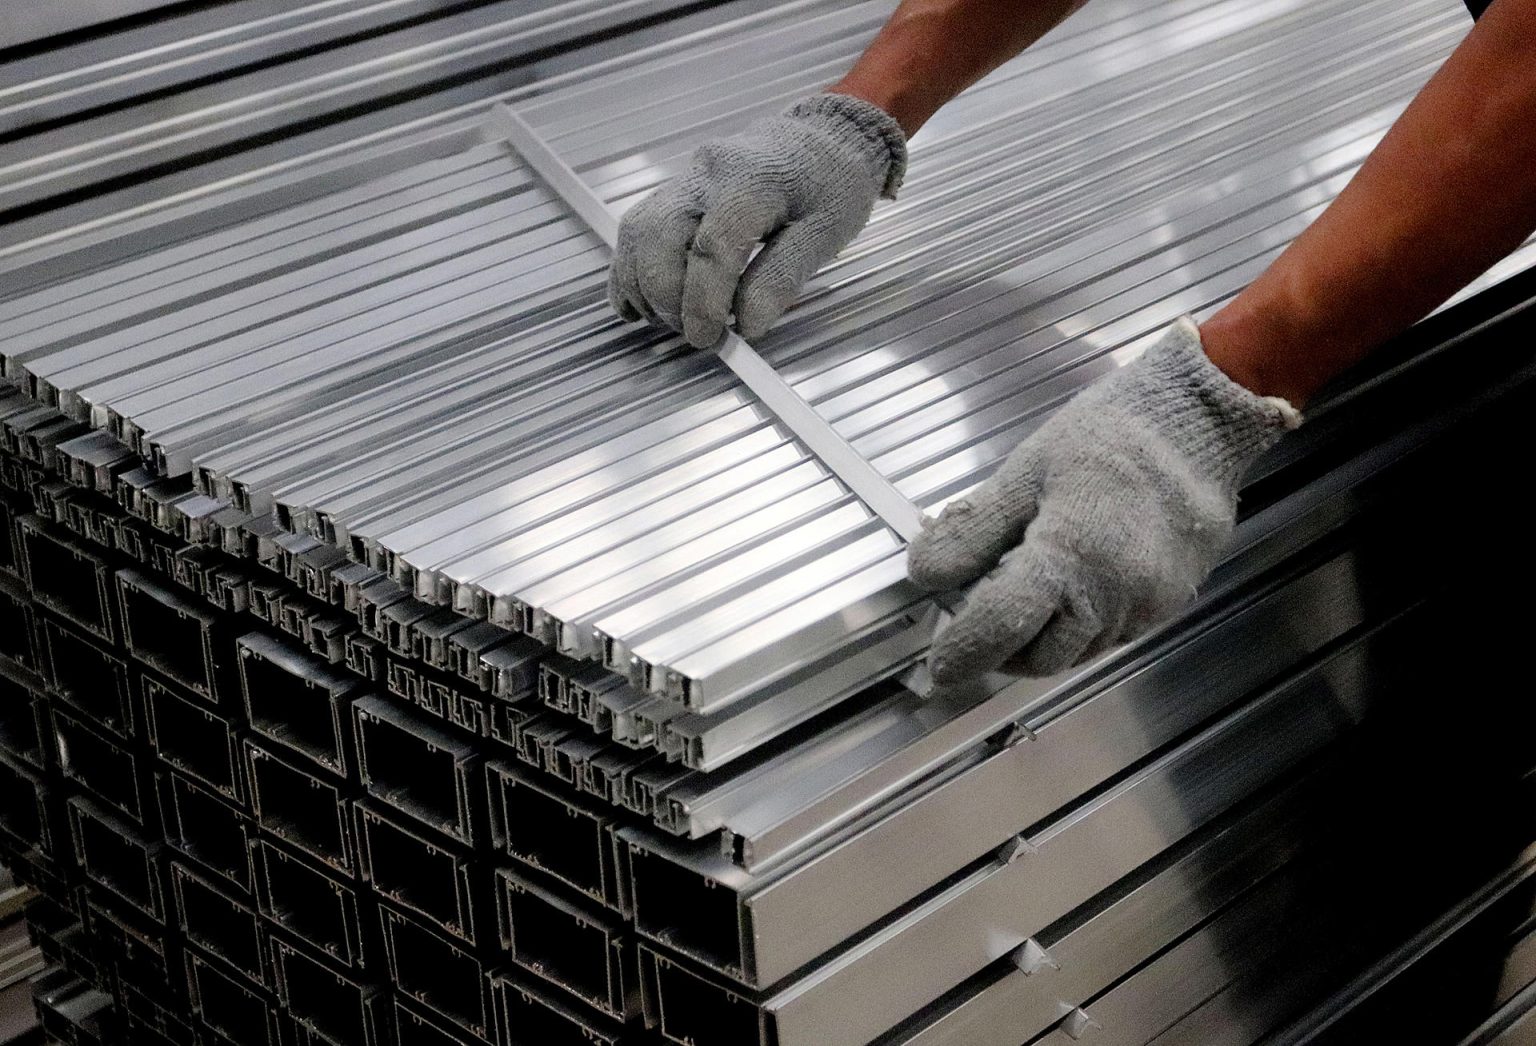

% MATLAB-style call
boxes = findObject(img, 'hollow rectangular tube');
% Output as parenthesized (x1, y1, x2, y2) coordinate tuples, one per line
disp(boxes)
(0, 661, 50, 770)
(492, 972, 628, 1046)
(156, 769, 252, 894)
(353, 694, 481, 846)
(355, 800, 480, 948)
(495, 867, 638, 1021)
(251, 836, 366, 971)
(117, 566, 229, 702)
(0, 750, 53, 856)
(67, 797, 166, 923)
(271, 934, 389, 1046)
(18, 516, 115, 641)
(36, 617, 133, 738)
(144, 673, 245, 806)
(50, 701, 153, 827)
(394, 996, 485, 1046)
(238, 631, 358, 777)
(378, 904, 494, 1042)
(244, 737, 355, 875)
(171, 860, 266, 985)
(484, 760, 623, 913)
(184, 950, 280, 1046)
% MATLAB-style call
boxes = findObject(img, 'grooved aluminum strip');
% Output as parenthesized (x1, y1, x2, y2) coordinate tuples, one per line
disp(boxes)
(0, 0, 745, 253)
(4, 3, 1536, 1043)
(490, 101, 932, 543)
(4, 0, 1533, 776)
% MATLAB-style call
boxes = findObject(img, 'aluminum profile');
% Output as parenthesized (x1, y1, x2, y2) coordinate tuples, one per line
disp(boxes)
(184, 948, 282, 1046)
(0, 750, 55, 858)
(355, 800, 482, 948)
(66, 797, 166, 923)
(143, 674, 246, 806)
(35, 618, 134, 740)
(155, 769, 253, 894)
(495, 866, 640, 1021)
(269, 931, 391, 1046)
(4, 3, 1536, 1046)
(251, 835, 369, 971)
(171, 860, 267, 985)
(51, 701, 154, 828)
(237, 631, 360, 777)
(377, 902, 496, 1042)
(0, 661, 50, 772)
(2, 0, 1532, 779)
(353, 694, 483, 847)
(243, 737, 357, 875)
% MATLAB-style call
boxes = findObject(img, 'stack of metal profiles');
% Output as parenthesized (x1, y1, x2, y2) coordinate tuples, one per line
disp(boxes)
(2, 1, 1535, 1045)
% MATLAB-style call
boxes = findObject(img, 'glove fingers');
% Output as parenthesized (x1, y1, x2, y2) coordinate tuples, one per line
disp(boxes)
(634, 204, 704, 330)
(681, 192, 783, 348)
(609, 182, 699, 329)
(734, 216, 842, 341)
(907, 448, 1043, 592)
(928, 540, 1062, 687)
(607, 263, 643, 323)
(1004, 586, 1102, 677)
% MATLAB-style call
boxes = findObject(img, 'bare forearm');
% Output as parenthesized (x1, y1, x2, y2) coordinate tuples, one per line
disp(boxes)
(1202, 0, 1536, 408)
(829, 0, 1089, 136)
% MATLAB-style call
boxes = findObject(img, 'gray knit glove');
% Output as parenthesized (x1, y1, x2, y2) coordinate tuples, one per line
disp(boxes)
(908, 320, 1301, 684)
(608, 93, 907, 348)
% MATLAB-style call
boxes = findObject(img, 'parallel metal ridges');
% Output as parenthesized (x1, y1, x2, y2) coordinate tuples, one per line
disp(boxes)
(0, 0, 726, 252)
(5, 2, 1536, 1046)
(8, 0, 1529, 777)
(0, 441, 655, 1044)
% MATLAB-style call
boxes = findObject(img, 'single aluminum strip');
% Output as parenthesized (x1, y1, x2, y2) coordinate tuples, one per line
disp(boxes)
(489, 101, 930, 544)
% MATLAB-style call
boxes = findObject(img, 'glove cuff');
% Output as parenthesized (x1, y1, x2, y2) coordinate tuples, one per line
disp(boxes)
(785, 92, 909, 199)
(1132, 317, 1301, 488)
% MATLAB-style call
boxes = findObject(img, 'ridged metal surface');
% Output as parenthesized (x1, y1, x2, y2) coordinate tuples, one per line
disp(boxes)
(4, 0, 1535, 770)
(4, 3, 1536, 1046)
(0, 0, 732, 251)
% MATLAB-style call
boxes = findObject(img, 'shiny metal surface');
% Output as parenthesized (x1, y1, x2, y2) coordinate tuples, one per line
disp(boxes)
(7, 0, 1531, 758)
(4, 2, 1536, 1044)
(0, 1, 178, 50)
(0, 0, 744, 251)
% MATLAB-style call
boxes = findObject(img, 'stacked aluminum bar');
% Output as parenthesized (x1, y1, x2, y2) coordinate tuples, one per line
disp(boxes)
(9, 0, 1536, 766)
(3, 1, 1536, 1046)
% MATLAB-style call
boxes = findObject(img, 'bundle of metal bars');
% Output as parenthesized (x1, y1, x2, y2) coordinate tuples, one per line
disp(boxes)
(3, 1, 1536, 1045)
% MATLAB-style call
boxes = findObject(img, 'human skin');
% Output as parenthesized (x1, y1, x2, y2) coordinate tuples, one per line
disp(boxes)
(827, 0, 1536, 407)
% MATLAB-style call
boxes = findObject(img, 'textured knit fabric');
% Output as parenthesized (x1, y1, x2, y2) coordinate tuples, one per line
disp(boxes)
(607, 93, 908, 347)
(908, 319, 1301, 684)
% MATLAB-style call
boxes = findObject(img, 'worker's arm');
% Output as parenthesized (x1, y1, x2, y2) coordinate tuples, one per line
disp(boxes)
(827, 0, 1091, 135)
(607, 0, 1086, 346)
(1202, 0, 1536, 407)
(910, 0, 1536, 683)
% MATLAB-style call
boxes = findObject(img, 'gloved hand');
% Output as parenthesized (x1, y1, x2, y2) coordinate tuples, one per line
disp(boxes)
(607, 93, 907, 348)
(908, 319, 1301, 684)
